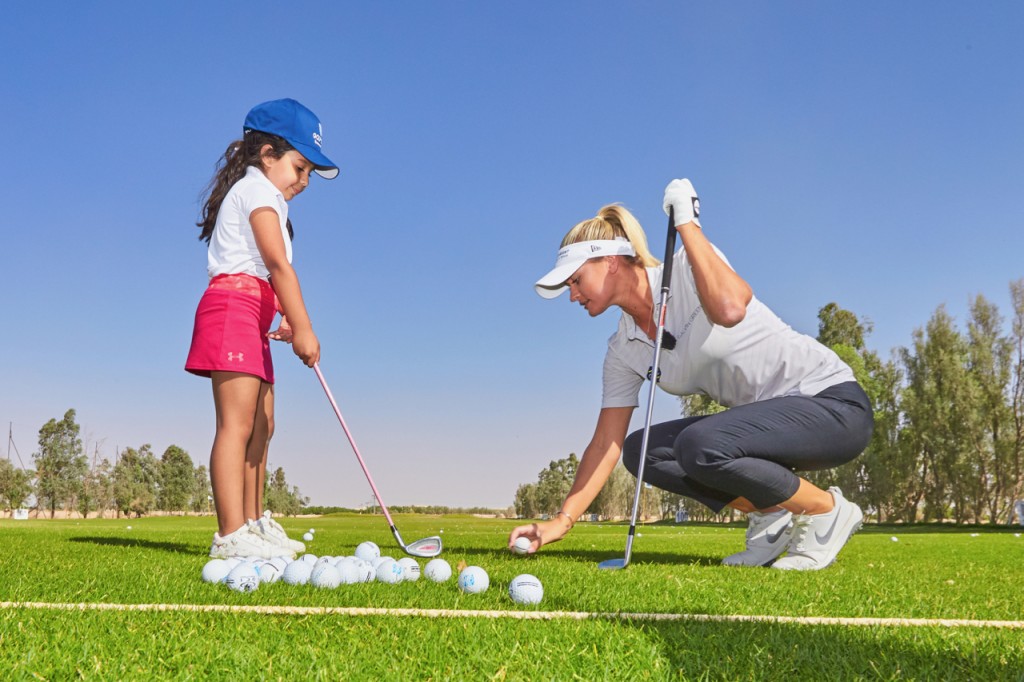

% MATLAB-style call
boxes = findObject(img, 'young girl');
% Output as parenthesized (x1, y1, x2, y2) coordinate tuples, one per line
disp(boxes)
(186, 98, 339, 559)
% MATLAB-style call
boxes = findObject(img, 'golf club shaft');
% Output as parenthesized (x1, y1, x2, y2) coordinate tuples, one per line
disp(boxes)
(313, 362, 397, 529)
(622, 207, 678, 566)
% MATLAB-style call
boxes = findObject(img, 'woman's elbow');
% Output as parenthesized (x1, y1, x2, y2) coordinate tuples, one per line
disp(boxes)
(710, 288, 752, 328)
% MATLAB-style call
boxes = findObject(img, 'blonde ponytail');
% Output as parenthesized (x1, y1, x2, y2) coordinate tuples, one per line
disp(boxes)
(560, 204, 659, 267)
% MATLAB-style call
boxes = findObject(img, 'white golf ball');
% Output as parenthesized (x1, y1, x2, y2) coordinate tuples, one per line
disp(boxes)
(300, 554, 318, 565)
(373, 555, 395, 569)
(355, 559, 375, 583)
(375, 558, 404, 584)
(201, 559, 233, 584)
(424, 558, 452, 583)
(508, 573, 544, 605)
(256, 560, 283, 584)
(267, 556, 290, 572)
(225, 562, 260, 593)
(335, 559, 361, 584)
(355, 541, 381, 563)
(309, 528, 316, 534)
(310, 563, 342, 589)
(302, 532, 314, 542)
(397, 558, 421, 582)
(511, 536, 532, 555)
(282, 560, 314, 585)
(457, 566, 489, 594)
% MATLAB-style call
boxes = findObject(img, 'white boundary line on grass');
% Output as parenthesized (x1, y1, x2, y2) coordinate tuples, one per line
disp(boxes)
(2, 601, 1022, 629)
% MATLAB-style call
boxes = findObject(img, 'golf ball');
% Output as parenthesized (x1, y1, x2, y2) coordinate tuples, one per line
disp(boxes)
(375, 558, 404, 584)
(335, 559, 361, 584)
(355, 541, 381, 563)
(300, 554, 318, 565)
(373, 555, 395, 569)
(354, 559, 376, 583)
(508, 573, 543, 605)
(282, 560, 314, 585)
(397, 557, 421, 582)
(225, 562, 260, 593)
(511, 536, 532, 555)
(310, 563, 342, 589)
(302, 532, 314, 542)
(424, 558, 452, 583)
(256, 560, 283, 584)
(457, 566, 489, 594)
(201, 559, 233, 584)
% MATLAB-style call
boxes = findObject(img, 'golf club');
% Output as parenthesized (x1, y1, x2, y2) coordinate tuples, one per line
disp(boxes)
(313, 362, 442, 558)
(598, 206, 677, 570)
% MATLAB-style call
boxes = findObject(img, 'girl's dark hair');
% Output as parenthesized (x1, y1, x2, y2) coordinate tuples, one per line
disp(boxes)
(197, 130, 295, 243)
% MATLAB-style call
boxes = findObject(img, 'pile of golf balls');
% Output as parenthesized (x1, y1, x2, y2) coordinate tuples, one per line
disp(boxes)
(200, 538, 545, 606)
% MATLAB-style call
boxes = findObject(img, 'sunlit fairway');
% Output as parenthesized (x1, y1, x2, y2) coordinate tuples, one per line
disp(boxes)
(2, 514, 1022, 680)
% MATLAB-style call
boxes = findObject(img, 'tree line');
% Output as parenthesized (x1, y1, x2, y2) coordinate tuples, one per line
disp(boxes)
(514, 282, 1024, 525)
(0, 409, 308, 517)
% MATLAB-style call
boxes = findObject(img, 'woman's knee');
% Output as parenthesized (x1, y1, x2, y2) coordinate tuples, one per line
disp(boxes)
(621, 429, 645, 476)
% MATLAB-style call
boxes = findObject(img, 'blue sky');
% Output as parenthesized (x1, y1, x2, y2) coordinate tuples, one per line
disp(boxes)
(2, 3, 1022, 508)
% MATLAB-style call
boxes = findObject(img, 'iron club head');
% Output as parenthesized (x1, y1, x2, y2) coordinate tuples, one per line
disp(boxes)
(597, 557, 627, 570)
(402, 535, 443, 558)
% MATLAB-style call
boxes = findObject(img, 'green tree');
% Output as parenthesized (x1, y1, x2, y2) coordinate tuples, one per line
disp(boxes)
(535, 454, 579, 516)
(0, 459, 34, 510)
(513, 482, 539, 518)
(112, 445, 160, 517)
(158, 446, 195, 513)
(33, 409, 88, 517)
(78, 459, 114, 518)
(191, 465, 212, 513)
(817, 302, 872, 351)
(264, 466, 307, 516)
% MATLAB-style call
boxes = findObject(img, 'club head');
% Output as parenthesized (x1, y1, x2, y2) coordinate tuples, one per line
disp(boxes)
(404, 535, 443, 558)
(597, 557, 628, 570)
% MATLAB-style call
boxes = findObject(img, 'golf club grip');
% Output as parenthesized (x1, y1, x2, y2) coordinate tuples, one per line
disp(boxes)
(662, 206, 677, 293)
(313, 363, 395, 526)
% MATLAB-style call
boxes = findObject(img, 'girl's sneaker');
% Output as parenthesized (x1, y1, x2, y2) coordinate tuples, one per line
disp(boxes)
(772, 487, 863, 571)
(722, 508, 793, 567)
(209, 524, 295, 560)
(251, 510, 306, 553)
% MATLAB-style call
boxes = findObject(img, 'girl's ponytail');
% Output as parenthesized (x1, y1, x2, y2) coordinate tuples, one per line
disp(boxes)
(560, 204, 659, 267)
(197, 131, 296, 243)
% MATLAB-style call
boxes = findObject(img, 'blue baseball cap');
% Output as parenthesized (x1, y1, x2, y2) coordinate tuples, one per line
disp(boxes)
(243, 98, 339, 179)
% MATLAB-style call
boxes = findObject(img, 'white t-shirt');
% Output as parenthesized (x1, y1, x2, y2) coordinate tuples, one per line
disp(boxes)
(207, 166, 291, 280)
(602, 244, 855, 409)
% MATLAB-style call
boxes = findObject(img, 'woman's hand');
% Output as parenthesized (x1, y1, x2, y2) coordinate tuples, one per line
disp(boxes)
(291, 327, 320, 367)
(508, 517, 572, 554)
(663, 178, 701, 228)
(267, 315, 293, 343)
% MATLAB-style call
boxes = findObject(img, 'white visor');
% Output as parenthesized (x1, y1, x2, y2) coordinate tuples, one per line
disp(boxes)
(534, 238, 636, 299)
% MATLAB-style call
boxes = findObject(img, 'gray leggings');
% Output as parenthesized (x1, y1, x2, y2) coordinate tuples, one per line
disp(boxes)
(621, 381, 873, 512)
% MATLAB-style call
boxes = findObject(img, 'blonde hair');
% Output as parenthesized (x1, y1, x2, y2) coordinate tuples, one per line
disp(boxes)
(560, 204, 659, 267)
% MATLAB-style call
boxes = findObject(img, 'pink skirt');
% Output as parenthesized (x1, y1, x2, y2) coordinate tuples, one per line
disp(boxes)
(185, 274, 278, 383)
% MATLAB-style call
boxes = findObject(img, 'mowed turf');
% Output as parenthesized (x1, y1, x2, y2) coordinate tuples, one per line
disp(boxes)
(1, 514, 1022, 680)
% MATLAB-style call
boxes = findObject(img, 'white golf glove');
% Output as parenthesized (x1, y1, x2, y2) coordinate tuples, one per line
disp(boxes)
(663, 178, 701, 228)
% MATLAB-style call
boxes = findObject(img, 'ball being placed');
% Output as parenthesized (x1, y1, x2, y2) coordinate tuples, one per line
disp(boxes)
(424, 558, 452, 583)
(458, 566, 489, 594)
(508, 573, 544, 605)
(355, 541, 381, 563)
(397, 557, 421, 582)
(511, 536, 532, 555)
(225, 562, 260, 593)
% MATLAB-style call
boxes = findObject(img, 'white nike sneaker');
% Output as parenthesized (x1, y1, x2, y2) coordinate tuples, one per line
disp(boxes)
(252, 510, 306, 553)
(722, 508, 793, 567)
(209, 524, 296, 560)
(772, 487, 863, 571)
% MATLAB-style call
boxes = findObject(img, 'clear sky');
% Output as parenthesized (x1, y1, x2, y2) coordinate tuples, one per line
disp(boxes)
(2, 3, 1022, 509)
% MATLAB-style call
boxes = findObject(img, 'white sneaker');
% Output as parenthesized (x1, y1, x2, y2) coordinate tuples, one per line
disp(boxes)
(772, 487, 863, 571)
(722, 508, 793, 567)
(209, 525, 296, 560)
(252, 510, 305, 553)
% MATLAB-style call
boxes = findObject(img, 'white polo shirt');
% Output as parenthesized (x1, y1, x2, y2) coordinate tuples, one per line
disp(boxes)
(207, 166, 291, 280)
(602, 244, 855, 409)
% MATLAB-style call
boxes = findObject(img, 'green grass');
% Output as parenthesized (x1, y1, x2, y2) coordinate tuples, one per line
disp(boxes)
(1, 515, 1022, 680)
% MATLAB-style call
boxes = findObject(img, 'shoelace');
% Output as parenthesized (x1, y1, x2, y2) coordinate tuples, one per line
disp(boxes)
(788, 514, 812, 551)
